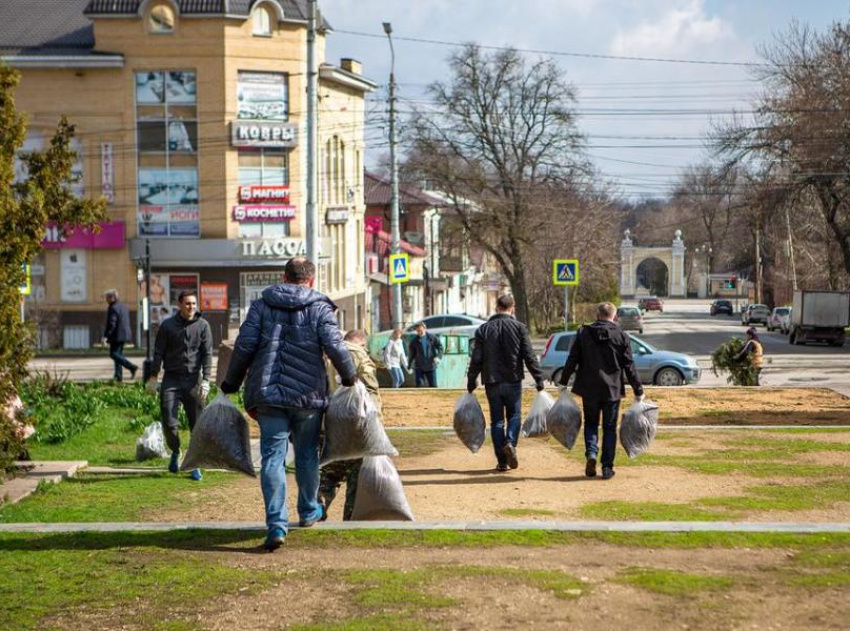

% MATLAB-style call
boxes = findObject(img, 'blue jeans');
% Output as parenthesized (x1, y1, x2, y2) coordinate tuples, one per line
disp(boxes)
(582, 399, 621, 468)
(415, 369, 436, 388)
(257, 407, 324, 534)
(389, 366, 405, 388)
(484, 382, 523, 467)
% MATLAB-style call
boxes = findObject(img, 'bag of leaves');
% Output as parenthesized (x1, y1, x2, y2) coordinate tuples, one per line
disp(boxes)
(521, 390, 555, 438)
(620, 399, 659, 458)
(320, 381, 397, 466)
(180, 392, 256, 477)
(135, 421, 169, 461)
(350, 455, 415, 521)
(547, 388, 582, 450)
(453, 392, 486, 453)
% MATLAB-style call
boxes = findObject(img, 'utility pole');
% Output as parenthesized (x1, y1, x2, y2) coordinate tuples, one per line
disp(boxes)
(784, 206, 798, 293)
(383, 22, 403, 330)
(305, 0, 319, 267)
(755, 221, 762, 304)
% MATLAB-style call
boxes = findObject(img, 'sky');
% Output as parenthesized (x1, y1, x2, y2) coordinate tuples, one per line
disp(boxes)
(322, 0, 850, 205)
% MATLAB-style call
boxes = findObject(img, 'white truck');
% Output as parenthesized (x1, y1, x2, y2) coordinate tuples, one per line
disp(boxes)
(789, 290, 850, 346)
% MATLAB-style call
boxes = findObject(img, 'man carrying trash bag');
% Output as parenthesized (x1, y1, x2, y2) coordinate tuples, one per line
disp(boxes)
(559, 302, 644, 480)
(467, 294, 545, 472)
(220, 257, 356, 552)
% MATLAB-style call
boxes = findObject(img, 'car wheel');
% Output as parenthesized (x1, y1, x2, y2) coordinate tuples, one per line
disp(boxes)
(551, 368, 563, 386)
(655, 367, 684, 387)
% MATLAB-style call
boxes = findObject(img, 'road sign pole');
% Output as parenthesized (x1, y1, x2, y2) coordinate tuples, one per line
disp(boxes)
(564, 285, 569, 331)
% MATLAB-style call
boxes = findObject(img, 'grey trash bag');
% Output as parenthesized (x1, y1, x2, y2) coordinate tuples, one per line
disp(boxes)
(547, 388, 582, 450)
(522, 390, 555, 438)
(320, 381, 397, 466)
(620, 399, 659, 459)
(453, 392, 486, 453)
(350, 455, 415, 521)
(135, 421, 169, 461)
(180, 392, 256, 477)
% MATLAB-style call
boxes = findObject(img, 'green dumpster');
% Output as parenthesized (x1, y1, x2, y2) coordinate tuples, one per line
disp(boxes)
(367, 332, 472, 388)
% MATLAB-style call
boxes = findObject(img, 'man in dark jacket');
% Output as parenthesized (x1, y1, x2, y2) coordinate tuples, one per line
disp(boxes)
(103, 290, 137, 382)
(148, 290, 212, 481)
(560, 302, 644, 480)
(221, 257, 356, 552)
(407, 322, 443, 387)
(467, 295, 545, 471)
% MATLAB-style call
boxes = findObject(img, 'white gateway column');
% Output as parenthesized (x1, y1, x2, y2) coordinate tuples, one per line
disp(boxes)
(671, 230, 686, 297)
(620, 229, 635, 297)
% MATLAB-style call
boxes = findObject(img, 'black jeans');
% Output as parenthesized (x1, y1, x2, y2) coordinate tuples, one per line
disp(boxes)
(484, 382, 523, 467)
(160, 374, 202, 454)
(582, 398, 621, 468)
(414, 369, 436, 388)
(109, 342, 138, 381)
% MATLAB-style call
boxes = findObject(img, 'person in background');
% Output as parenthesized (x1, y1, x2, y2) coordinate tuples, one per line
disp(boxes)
(320, 329, 382, 520)
(382, 328, 408, 388)
(559, 302, 644, 480)
(103, 290, 137, 382)
(147, 290, 212, 482)
(407, 322, 443, 388)
(467, 295, 545, 472)
(220, 257, 356, 552)
(737, 327, 764, 385)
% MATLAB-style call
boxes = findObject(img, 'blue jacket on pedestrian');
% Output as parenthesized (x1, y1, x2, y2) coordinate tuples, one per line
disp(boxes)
(104, 300, 133, 343)
(224, 284, 357, 412)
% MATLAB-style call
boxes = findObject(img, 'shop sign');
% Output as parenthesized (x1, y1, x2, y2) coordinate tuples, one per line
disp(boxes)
(241, 238, 306, 259)
(239, 185, 290, 203)
(101, 143, 114, 203)
(232, 205, 296, 223)
(200, 283, 228, 311)
(43, 221, 126, 250)
(231, 121, 297, 148)
(326, 207, 350, 225)
(60, 249, 87, 303)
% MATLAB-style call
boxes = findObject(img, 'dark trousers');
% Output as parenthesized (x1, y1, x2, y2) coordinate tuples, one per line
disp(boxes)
(109, 342, 137, 381)
(160, 374, 201, 454)
(582, 398, 621, 468)
(319, 458, 362, 521)
(414, 369, 436, 388)
(485, 382, 523, 467)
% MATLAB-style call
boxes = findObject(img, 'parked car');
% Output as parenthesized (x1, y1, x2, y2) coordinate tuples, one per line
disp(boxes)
(767, 306, 792, 334)
(616, 306, 644, 334)
(539, 331, 701, 387)
(403, 314, 486, 336)
(742, 304, 771, 326)
(638, 296, 664, 312)
(710, 300, 734, 316)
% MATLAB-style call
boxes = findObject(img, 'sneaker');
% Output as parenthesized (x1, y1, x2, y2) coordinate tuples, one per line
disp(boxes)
(168, 451, 180, 474)
(264, 528, 286, 552)
(496, 464, 509, 473)
(602, 467, 615, 480)
(503, 443, 519, 470)
(299, 505, 327, 528)
(585, 458, 597, 478)
(190, 468, 203, 481)
(130, 366, 138, 380)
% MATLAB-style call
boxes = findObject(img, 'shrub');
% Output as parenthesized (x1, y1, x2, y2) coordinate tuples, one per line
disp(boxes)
(711, 337, 758, 386)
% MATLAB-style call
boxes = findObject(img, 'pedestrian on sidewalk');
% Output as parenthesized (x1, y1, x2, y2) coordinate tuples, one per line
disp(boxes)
(407, 322, 443, 388)
(321, 329, 383, 520)
(559, 302, 644, 480)
(147, 290, 212, 482)
(103, 290, 137, 382)
(467, 295, 545, 472)
(382, 328, 408, 388)
(220, 257, 356, 552)
(736, 327, 764, 386)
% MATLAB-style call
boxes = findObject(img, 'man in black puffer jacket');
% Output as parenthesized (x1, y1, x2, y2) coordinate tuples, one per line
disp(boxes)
(467, 295, 544, 472)
(560, 302, 644, 480)
(221, 257, 356, 552)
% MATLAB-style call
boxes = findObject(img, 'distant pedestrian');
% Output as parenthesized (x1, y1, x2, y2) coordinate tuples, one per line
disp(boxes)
(559, 302, 644, 480)
(103, 290, 138, 382)
(148, 290, 212, 482)
(220, 257, 356, 552)
(407, 322, 443, 387)
(467, 295, 545, 472)
(737, 327, 764, 386)
(382, 328, 408, 388)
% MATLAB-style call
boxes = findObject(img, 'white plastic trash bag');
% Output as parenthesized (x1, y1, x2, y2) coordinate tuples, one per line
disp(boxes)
(350, 455, 415, 521)
(547, 388, 582, 450)
(521, 390, 555, 438)
(620, 399, 659, 459)
(180, 392, 256, 477)
(453, 392, 486, 453)
(135, 421, 169, 461)
(321, 381, 397, 466)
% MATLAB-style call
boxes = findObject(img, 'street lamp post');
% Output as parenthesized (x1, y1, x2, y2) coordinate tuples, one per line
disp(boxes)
(383, 21, 403, 330)
(135, 239, 153, 382)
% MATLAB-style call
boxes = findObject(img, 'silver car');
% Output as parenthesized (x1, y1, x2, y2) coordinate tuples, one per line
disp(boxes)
(403, 314, 487, 336)
(539, 331, 701, 387)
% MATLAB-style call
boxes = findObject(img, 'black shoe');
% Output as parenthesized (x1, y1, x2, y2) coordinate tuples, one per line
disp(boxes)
(299, 505, 327, 528)
(503, 444, 519, 470)
(496, 464, 508, 472)
(602, 467, 615, 480)
(130, 366, 138, 380)
(585, 458, 597, 478)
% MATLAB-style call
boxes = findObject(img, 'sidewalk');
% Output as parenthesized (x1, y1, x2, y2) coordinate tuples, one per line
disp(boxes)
(1, 461, 87, 505)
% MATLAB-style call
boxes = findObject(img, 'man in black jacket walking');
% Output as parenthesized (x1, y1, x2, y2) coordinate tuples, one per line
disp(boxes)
(560, 302, 644, 480)
(467, 295, 545, 471)
(407, 322, 443, 387)
(148, 290, 213, 481)
(103, 290, 137, 382)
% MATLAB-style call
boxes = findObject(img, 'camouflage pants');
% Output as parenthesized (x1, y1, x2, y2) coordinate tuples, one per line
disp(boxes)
(318, 458, 362, 521)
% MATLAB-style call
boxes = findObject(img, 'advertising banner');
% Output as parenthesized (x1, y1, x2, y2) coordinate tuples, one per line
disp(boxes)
(238, 185, 290, 203)
(101, 142, 114, 203)
(60, 249, 87, 303)
(200, 283, 228, 311)
(42, 221, 126, 250)
(237, 71, 288, 121)
(136, 71, 197, 104)
(232, 205, 295, 223)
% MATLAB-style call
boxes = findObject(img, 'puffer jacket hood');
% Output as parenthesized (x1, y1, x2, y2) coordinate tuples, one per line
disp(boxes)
(262, 284, 335, 311)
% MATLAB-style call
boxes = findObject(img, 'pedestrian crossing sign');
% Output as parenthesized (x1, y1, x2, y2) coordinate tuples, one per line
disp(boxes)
(389, 253, 410, 284)
(553, 259, 579, 286)
(19, 264, 31, 296)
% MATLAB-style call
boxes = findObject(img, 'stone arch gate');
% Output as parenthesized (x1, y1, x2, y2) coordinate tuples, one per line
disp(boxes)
(620, 230, 686, 298)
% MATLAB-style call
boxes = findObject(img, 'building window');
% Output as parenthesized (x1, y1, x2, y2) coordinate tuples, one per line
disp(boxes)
(148, 3, 176, 33)
(237, 149, 292, 238)
(252, 5, 273, 36)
